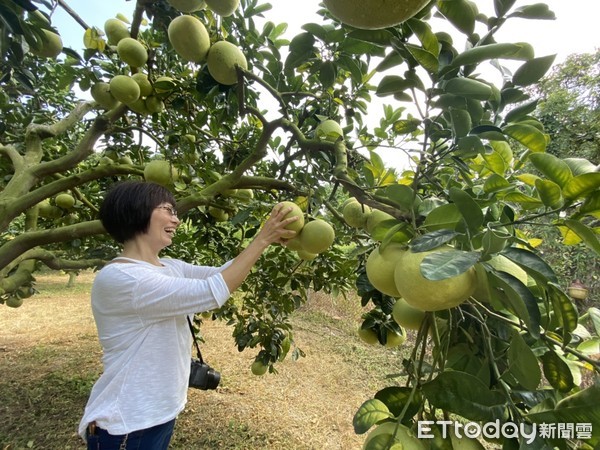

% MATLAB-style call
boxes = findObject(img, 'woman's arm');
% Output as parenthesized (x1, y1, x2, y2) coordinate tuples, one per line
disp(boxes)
(220, 203, 297, 292)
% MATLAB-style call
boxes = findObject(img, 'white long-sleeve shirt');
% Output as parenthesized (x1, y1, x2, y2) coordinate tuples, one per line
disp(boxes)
(78, 257, 231, 439)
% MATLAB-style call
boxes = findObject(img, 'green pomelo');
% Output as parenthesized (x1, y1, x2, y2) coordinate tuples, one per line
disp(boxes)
(384, 328, 406, 347)
(117, 37, 148, 67)
(168, 15, 210, 63)
(251, 360, 268, 376)
(38, 200, 62, 219)
(316, 119, 344, 142)
(145, 96, 165, 114)
(299, 219, 335, 254)
(279, 201, 304, 233)
(207, 40, 248, 85)
(365, 208, 395, 234)
(233, 188, 254, 203)
(297, 249, 318, 261)
(365, 243, 405, 297)
(144, 160, 173, 186)
(208, 207, 229, 222)
(109, 75, 140, 104)
(357, 326, 378, 345)
(205, 0, 239, 17)
(6, 296, 24, 308)
(362, 422, 427, 450)
(153, 76, 176, 94)
(55, 193, 75, 209)
(343, 199, 370, 228)
(394, 245, 478, 312)
(90, 82, 119, 109)
(30, 29, 63, 58)
(284, 236, 304, 251)
(104, 18, 130, 45)
(324, 0, 430, 30)
(131, 73, 153, 97)
(126, 98, 150, 115)
(167, 0, 206, 12)
(392, 298, 426, 330)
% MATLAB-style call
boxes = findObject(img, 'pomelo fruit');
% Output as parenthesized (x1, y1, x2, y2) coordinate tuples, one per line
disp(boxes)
(207, 40, 248, 85)
(362, 422, 427, 450)
(365, 209, 395, 234)
(284, 236, 304, 251)
(55, 193, 75, 210)
(30, 29, 63, 58)
(91, 82, 119, 109)
(144, 160, 173, 186)
(316, 119, 344, 142)
(365, 243, 405, 297)
(473, 254, 528, 302)
(324, 0, 430, 30)
(384, 328, 406, 347)
(343, 199, 370, 228)
(145, 95, 165, 114)
(279, 201, 304, 233)
(394, 245, 478, 311)
(297, 249, 318, 261)
(109, 75, 140, 104)
(116, 37, 148, 67)
(299, 219, 335, 254)
(392, 298, 426, 330)
(205, 0, 239, 16)
(126, 98, 150, 115)
(208, 206, 229, 222)
(104, 18, 130, 45)
(358, 326, 379, 345)
(131, 72, 153, 97)
(251, 359, 268, 376)
(168, 15, 210, 63)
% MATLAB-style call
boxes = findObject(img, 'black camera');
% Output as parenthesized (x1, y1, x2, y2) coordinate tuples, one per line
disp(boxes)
(189, 358, 220, 390)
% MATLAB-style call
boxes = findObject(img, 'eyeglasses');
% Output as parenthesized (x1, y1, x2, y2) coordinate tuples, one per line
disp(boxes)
(155, 205, 178, 217)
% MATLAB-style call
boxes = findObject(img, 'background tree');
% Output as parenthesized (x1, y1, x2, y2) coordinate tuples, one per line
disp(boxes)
(1, 0, 599, 448)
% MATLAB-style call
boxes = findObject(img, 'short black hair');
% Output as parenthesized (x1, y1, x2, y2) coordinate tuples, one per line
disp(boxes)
(99, 180, 176, 243)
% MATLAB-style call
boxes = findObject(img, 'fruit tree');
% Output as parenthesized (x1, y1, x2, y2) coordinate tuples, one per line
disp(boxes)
(1, 0, 599, 448)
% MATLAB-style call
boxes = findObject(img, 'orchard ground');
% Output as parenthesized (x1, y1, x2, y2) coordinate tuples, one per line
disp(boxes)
(0, 270, 404, 450)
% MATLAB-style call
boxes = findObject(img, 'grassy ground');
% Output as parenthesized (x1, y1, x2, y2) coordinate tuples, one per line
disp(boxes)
(0, 271, 406, 450)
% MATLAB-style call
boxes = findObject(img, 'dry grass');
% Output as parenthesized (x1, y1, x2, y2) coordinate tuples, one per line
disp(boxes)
(0, 272, 405, 450)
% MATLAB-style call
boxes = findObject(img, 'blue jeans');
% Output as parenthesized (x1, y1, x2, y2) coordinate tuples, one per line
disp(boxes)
(86, 419, 176, 450)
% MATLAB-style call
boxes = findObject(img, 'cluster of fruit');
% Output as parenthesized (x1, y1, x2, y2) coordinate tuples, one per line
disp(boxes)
(279, 201, 336, 261)
(90, 0, 246, 115)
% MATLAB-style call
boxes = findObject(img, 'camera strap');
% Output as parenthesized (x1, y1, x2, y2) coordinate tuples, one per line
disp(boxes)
(186, 315, 205, 364)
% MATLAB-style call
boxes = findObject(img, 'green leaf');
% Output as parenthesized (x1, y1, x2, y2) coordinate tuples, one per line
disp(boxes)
(535, 179, 563, 209)
(563, 172, 600, 201)
(410, 229, 458, 252)
(406, 18, 439, 57)
(353, 399, 393, 434)
(422, 371, 507, 421)
(540, 350, 575, 393)
(580, 191, 600, 216)
(547, 283, 578, 343)
(449, 107, 472, 138)
(564, 220, 600, 255)
(405, 43, 439, 74)
(505, 99, 539, 123)
(318, 61, 336, 89)
(512, 54, 556, 86)
(448, 187, 484, 231)
(527, 385, 600, 438)
(510, 3, 556, 20)
(393, 118, 421, 134)
(494, 0, 517, 17)
(563, 158, 599, 176)
(347, 29, 394, 47)
(383, 184, 417, 211)
(374, 386, 422, 419)
(507, 330, 541, 390)
(489, 270, 541, 339)
(436, 0, 477, 35)
(483, 174, 513, 193)
(503, 191, 543, 209)
(501, 247, 558, 284)
(503, 123, 548, 152)
(422, 204, 462, 232)
(528, 153, 573, 188)
(446, 42, 530, 69)
(444, 77, 492, 100)
(420, 249, 480, 281)
(376, 75, 415, 97)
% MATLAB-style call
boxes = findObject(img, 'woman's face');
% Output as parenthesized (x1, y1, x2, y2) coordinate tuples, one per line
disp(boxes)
(146, 203, 180, 250)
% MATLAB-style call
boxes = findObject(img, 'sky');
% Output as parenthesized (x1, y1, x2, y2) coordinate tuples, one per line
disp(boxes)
(50, 0, 599, 169)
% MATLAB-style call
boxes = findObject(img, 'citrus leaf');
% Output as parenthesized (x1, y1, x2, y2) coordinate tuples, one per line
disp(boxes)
(406, 18, 439, 57)
(446, 42, 529, 69)
(444, 77, 492, 100)
(547, 283, 578, 344)
(436, 0, 477, 35)
(422, 371, 507, 422)
(507, 330, 541, 390)
(512, 54, 556, 86)
(353, 399, 393, 434)
(483, 174, 513, 193)
(405, 43, 439, 74)
(449, 107, 472, 137)
(501, 246, 558, 284)
(563, 158, 598, 176)
(588, 308, 600, 336)
(541, 350, 575, 393)
(376, 75, 415, 97)
(509, 3, 556, 20)
(505, 99, 539, 123)
(535, 179, 563, 209)
(528, 153, 573, 187)
(494, 0, 517, 17)
(488, 270, 541, 338)
(503, 123, 548, 152)
(374, 386, 422, 420)
(422, 203, 462, 231)
(563, 172, 600, 201)
(503, 191, 543, 209)
(420, 249, 480, 281)
(410, 229, 458, 252)
(564, 220, 600, 255)
(448, 187, 484, 231)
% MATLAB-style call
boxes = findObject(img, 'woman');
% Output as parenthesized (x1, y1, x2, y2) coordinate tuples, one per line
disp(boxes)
(78, 180, 297, 449)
